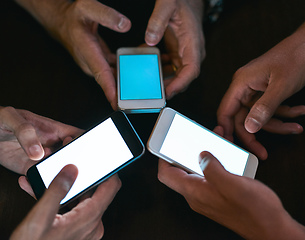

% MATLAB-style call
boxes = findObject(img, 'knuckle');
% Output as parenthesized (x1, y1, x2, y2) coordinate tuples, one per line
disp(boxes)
(252, 102, 273, 118)
(0, 106, 16, 117)
(232, 67, 245, 81)
(157, 171, 165, 184)
(232, 63, 254, 80)
(100, 5, 116, 17)
(95, 223, 105, 240)
(150, 17, 165, 29)
(105, 174, 122, 193)
(93, 68, 112, 85)
(114, 177, 122, 191)
(148, 19, 166, 36)
(192, 64, 201, 79)
(200, 48, 206, 62)
(23, 222, 41, 237)
(232, 64, 255, 84)
(73, 0, 87, 15)
(15, 122, 35, 136)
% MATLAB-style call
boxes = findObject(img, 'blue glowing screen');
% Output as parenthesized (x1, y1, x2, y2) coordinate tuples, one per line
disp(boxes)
(120, 54, 162, 100)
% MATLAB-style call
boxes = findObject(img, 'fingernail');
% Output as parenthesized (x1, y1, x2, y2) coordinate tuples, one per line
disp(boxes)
(29, 144, 43, 159)
(118, 17, 128, 30)
(199, 156, 210, 172)
(145, 31, 157, 46)
(245, 118, 261, 133)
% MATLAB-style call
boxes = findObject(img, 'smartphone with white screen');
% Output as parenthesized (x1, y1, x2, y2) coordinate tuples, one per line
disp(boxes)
(147, 108, 258, 178)
(27, 111, 145, 207)
(117, 47, 166, 113)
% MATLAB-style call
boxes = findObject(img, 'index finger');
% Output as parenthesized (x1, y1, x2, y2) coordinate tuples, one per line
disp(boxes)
(75, 34, 117, 109)
(145, 0, 176, 46)
(0, 106, 44, 160)
(158, 159, 203, 196)
(77, 0, 131, 32)
(17, 165, 78, 237)
(19, 109, 83, 147)
(165, 62, 200, 99)
(90, 174, 121, 213)
(35, 165, 78, 216)
(165, 41, 202, 99)
(217, 84, 245, 141)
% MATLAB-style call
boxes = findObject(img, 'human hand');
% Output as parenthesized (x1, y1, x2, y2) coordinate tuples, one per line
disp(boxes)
(158, 151, 305, 239)
(0, 106, 82, 175)
(145, 0, 205, 99)
(15, 0, 132, 110)
(217, 24, 305, 159)
(11, 165, 121, 240)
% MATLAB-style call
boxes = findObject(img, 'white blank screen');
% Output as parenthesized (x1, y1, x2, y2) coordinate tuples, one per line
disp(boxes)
(160, 113, 249, 176)
(37, 118, 133, 204)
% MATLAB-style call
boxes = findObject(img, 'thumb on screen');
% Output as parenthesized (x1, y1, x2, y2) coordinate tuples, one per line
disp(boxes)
(199, 151, 231, 187)
(33, 164, 78, 224)
(11, 165, 78, 240)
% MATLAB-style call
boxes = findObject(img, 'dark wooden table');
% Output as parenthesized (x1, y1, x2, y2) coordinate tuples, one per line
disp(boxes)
(1, 0, 305, 239)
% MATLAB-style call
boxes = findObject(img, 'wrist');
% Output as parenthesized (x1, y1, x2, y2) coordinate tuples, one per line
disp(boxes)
(257, 212, 305, 240)
(186, 0, 205, 23)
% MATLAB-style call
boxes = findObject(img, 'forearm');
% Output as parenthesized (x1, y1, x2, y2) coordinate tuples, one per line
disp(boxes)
(14, 0, 69, 39)
(280, 221, 305, 240)
(265, 214, 305, 240)
(244, 212, 305, 240)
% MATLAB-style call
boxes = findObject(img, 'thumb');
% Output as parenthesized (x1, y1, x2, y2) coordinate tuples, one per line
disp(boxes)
(16, 125, 45, 160)
(0, 106, 44, 160)
(11, 165, 78, 239)
(145, 0, 175, 46)
(43, 164, 78, 208)
(244, 87, 285, 133)
(82, 0, 131, 32)
(199, 151, 231, 187)
(31, 165, 78, 225)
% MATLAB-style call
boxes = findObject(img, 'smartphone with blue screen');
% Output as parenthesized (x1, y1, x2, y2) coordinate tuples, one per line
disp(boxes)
(117, 47, 166, 113)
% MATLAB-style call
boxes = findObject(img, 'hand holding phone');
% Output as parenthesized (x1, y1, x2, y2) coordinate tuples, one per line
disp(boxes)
(13, 165, 121, 240)
(117, 47, 166, 113)
(157, 151, 293, 240)
(148, 108, 258, 178)
(27, 111, 144, 207)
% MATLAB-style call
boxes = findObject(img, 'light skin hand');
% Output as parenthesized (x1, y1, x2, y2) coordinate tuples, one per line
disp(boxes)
(15, 0, 204, 106)
(0, 106, 82, 175)
(15, 0, 132, 110)
(217, 23, 305, 159)
(145, 0, 205, 99)
(158, 151, 305, 240)
(11, 165, 121, 240)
